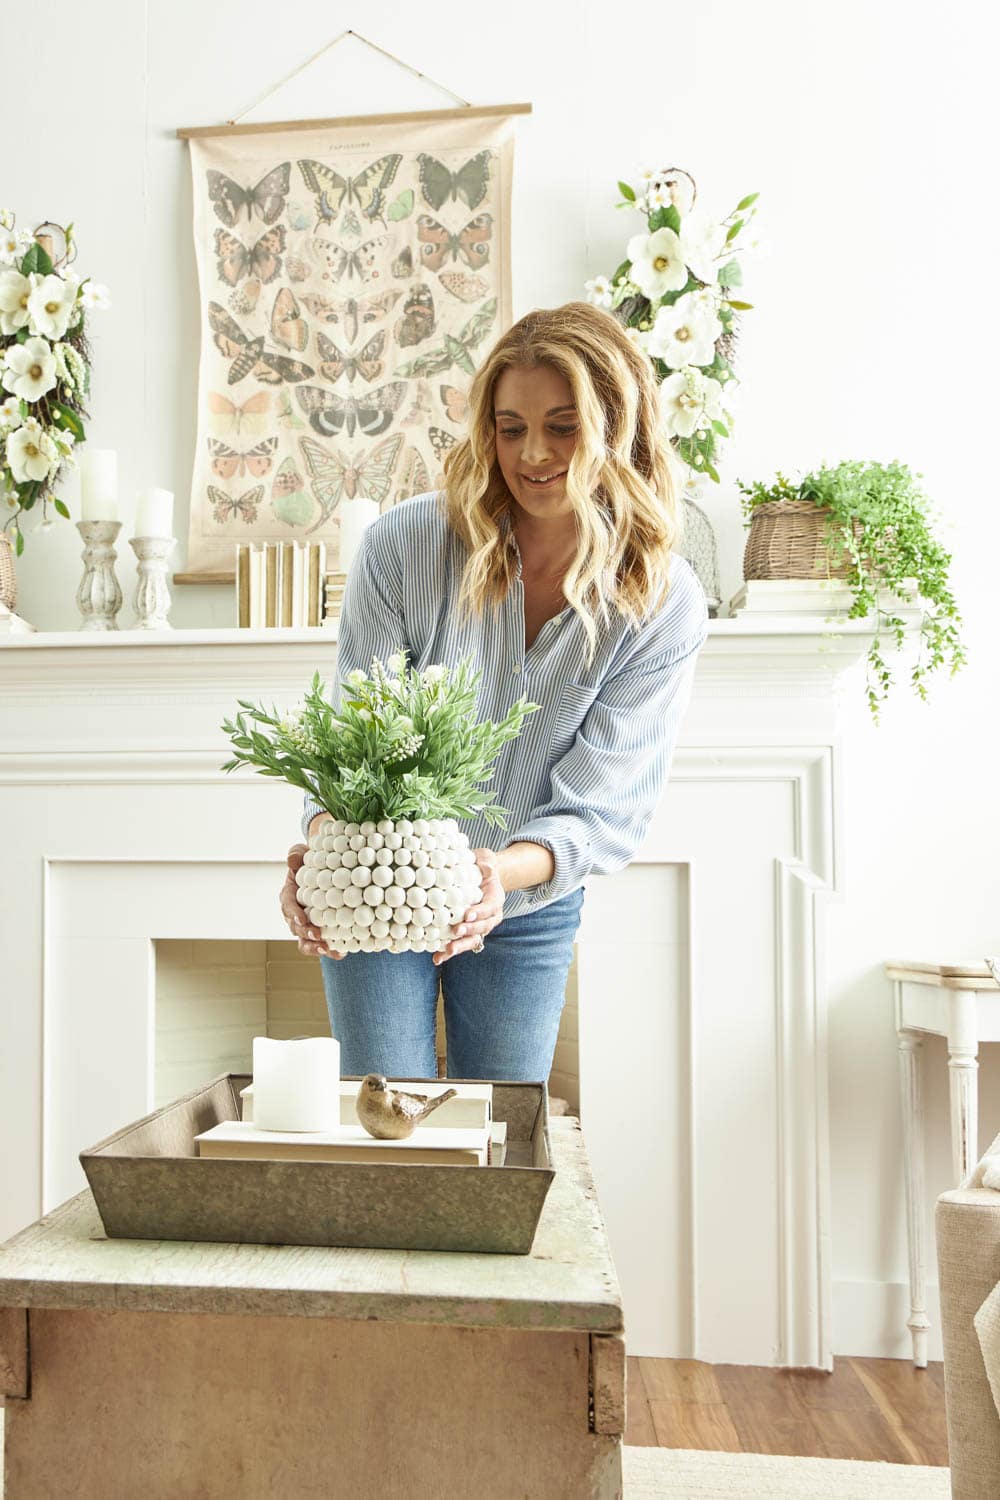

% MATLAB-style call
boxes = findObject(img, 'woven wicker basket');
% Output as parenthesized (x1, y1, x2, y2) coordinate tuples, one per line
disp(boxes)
(743, 500, 857, 581)
(0, 531, 16, 611)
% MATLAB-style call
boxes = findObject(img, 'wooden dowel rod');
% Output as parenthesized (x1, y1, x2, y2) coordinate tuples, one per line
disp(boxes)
(177, 101, 531, 141)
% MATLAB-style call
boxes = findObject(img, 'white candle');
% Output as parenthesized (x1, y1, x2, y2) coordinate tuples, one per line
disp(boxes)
(338, 496, 379, 573)
(79, 449, 118, 522)
(135, 486, 174, 539)
(252, 1035, 341, 1133)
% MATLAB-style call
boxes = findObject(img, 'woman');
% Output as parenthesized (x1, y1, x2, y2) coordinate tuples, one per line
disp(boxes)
(279, 301, 708, 1081)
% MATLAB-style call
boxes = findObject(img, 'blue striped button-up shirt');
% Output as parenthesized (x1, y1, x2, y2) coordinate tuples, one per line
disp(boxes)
(303, 492, 708, 917)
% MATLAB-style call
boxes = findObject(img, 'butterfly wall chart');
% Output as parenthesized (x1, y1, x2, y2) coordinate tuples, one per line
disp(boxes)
(392, 446, 432, 506)
(439, 270, 490, 303)
(394, 284, 435, 347)
(207, 389, 272, 439)
(295, 382, 407, 439)
(394, 299, 497, 378)
(270, 287, 308, 353)
(298, 156, 403, 225)
(207, 165, 290, 227)
(416, 213, 493, 273)
(207, 484, 264, 524)
(315, 329, 386, 385)
(229, 280, 261, 317)
(299, 432, 403, 525)
(208, 302, 314, 387)
(440, 384, 470, 425)
(208, 436, 278, 480)
(300, 289, 403, 345)
(417, 151, 492, 212)
(429, 426, 458, 464)
(271, 455, 313, 527)
(213, 226, 285, 287)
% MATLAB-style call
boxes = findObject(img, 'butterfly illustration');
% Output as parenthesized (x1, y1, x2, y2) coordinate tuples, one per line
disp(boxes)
(417, 151, 492, 213)
(213, 226, 285, 287)
(440, 384, 469, 425)
(286, 255, 311, 283)
(207, 164, 290, 227)
(439, 270, 490, 303)
(208, 484, 264, 524)
(429, 426, 458, 463)
(208, 436, 278, 480)
(298, 155, 403, 226)
(387, 189, 414, 222)
(228, 279, 261, 317)
(394, 299, 497, 379)
(289, 203, 314, 232)
(271, 287, 308, 353)
(391, 446, 432, 506)
(295, 381, 407, 439)
(391, 244, 414, 278)
(416, 213, 493, 273)
(271, 455, 313, 528)
(311, 234, 387, 285)
(394, 284, 435, 347)
(207, 389, 273, 438)
(300, 289, 402, 345)
(208, 302, 315, 387)
(402, 380, 433, 426)
(300, 432, 403, 527)
(315, 329, 386, 384)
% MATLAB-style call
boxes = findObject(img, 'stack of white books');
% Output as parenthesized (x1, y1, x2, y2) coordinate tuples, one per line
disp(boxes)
(196, 1119, 492, 1166)
(235, 540, 326, 629)
(728, 578, 921, 619)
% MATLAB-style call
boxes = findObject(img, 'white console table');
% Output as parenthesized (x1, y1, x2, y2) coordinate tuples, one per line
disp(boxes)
(0, 616, 883, 1368)
(889, 958, 1000, 1366)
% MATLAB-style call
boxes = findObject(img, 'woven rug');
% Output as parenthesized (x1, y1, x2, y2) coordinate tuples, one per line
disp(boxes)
(623, 1446, 951, 1497)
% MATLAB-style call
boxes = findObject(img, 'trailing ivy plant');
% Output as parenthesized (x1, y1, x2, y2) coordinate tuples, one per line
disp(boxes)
(738, 460, 966, 719)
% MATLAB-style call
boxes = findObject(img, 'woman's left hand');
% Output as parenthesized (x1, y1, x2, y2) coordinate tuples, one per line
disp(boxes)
(433, 847, 505, 966)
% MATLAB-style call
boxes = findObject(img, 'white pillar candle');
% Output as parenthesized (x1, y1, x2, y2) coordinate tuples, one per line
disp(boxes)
(135, 486, 174, 539)
(79, 449, 118, 522)
(338, 496, 380, 574)
(251, 1035, 341, 1133)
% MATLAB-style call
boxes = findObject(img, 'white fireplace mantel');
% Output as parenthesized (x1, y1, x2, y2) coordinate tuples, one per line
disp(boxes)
(0, 617, 880, 1368)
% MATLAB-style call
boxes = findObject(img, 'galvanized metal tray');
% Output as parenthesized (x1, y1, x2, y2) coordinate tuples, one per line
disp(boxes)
(79, 1073, 553, 1254)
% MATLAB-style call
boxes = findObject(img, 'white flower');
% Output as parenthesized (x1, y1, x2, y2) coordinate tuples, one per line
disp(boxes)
(346, 669, 368, 687)
(648, 292, 722, 368)
(637, 168, 659, 188)
(646, 185, 672, 211)
(0, 269, 33, 334)
(357, 708, 372, 722)
(625, 326, 653, 354)
(0, 395, 22, 429)
(6, 418, 58, 483)
(658, 368, 725, 439)
(0, 226, 22, 265)
(678, 210, 728, 284)
(27, 274, 76, 341)
(386, 651, 406, 674)
(3, 337, 57, 401)
(0, 209, 14, 231)
(626, 227, 687, 301)
(584, 274, 614, 309)
(420, 664, 447, 685)
(79, 281, 110, 311)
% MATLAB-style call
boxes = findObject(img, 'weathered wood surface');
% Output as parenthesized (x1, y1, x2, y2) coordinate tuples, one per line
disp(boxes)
(5, 1311, 622, 1500)
(0, 1307, 27, 1398)
(0, 1119, 623, 1334)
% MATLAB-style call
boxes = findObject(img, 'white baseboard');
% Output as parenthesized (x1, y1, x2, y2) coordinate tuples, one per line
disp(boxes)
(833, 1278, 943, 1362)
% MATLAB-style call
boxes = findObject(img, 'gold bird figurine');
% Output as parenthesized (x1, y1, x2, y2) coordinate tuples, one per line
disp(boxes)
(356, 1074, 458, 1140)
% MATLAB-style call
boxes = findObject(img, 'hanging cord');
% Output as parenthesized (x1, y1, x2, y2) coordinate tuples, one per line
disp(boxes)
(229, 28, 471, 124)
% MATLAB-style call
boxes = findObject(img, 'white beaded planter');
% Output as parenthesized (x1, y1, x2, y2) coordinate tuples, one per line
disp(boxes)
(295, 816, 484, 955)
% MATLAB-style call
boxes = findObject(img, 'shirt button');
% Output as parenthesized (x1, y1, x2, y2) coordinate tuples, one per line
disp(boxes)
(512, 662, 522, 674)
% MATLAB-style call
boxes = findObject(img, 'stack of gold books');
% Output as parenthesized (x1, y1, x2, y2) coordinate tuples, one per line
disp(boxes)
(235, 540, 326, 628)
(323, 569, 348, 626)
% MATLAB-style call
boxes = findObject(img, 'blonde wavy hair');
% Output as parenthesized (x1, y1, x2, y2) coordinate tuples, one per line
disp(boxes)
(442, 300, 680, 656)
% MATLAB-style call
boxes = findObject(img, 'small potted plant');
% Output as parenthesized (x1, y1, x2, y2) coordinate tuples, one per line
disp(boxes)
(738, 459, 966, 717)
(221, 653, 537, 954)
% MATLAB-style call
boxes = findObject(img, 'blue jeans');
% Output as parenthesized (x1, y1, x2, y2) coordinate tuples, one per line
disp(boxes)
(319, 887, 585, 1080)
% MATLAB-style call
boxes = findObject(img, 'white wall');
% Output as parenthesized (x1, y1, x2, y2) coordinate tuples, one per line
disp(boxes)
(5, 0, 1000, 1358)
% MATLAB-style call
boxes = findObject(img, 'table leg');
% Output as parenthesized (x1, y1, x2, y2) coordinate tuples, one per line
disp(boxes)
(898, 1029, 929, 1367)
(947, 992, 980, 1185)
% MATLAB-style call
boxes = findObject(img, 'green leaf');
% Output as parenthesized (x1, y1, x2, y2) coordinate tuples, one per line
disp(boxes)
(726, 218, 744, 243)
(18, 399, 28, 420)
(50, 401, 85, 440)
(14, 529, 24, 556)
(736, 192, 760, 212)
(617, 180, 636, 202)
(711, 420, 729, 438)
(717, 261, 743, 287)
(15, 327, 29, 345)
(53, 498, 71, 519)
(19, 242, 54, 276)
(726, 300, 754, 311)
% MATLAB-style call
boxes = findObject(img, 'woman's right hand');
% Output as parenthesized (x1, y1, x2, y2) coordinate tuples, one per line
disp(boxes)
(280, 840, 344, 959)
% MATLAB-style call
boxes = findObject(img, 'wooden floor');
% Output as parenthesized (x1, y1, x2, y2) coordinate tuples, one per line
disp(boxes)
(626, 1356, 949, 1466)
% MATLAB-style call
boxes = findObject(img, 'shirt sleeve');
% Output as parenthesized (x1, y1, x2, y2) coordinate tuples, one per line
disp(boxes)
(300, 527, 409, 840)
(501, 619, 706, 905)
